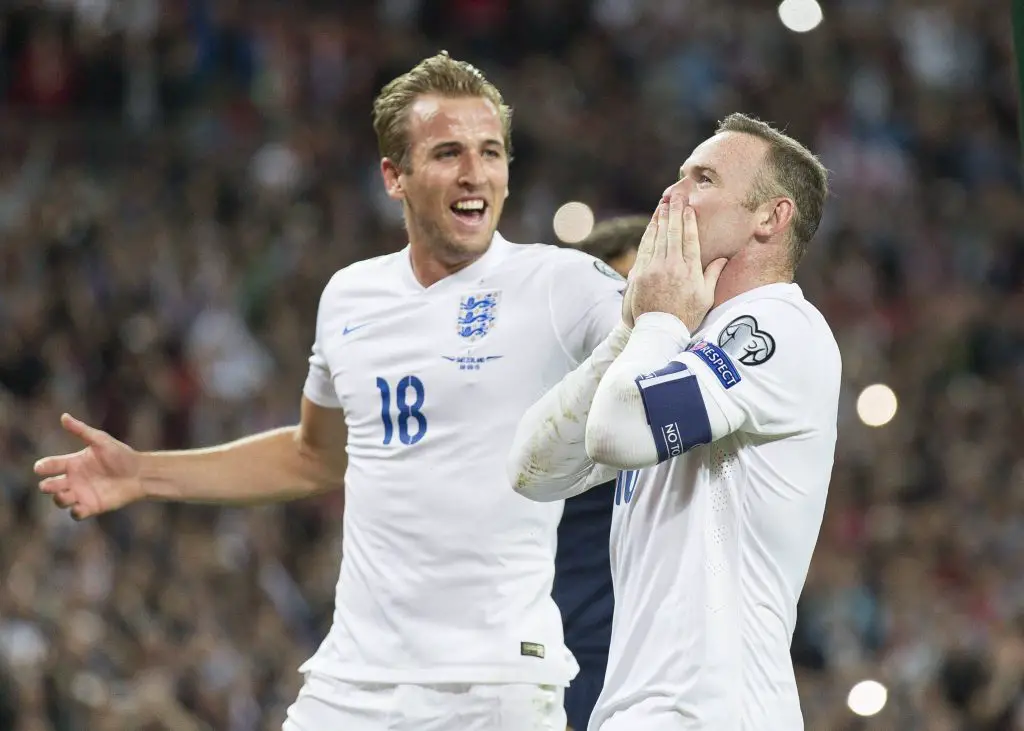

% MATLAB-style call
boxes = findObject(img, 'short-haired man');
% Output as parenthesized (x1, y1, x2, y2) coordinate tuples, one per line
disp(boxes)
(510, 114, 840, 730)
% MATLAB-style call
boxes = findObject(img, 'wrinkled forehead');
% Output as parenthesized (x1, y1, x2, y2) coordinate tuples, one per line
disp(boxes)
(406, 95, 504, 147)
(680, 131, 769, 186)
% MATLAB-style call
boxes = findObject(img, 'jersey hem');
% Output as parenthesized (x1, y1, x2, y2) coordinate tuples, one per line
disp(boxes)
(296, 661, 575, 687)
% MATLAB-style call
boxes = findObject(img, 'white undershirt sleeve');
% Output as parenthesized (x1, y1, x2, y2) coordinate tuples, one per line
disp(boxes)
(586, 312, 735, 470)
(507, 322, 632, 502)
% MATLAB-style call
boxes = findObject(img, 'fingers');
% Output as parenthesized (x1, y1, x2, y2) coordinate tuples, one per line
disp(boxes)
(666, 192, 685, 260)
(634, 202, 661, 272)
(34, 454, 71, 477)
(681, 205, 701, 264)
(52, 489, 77, 509)
(653, 198, 670, 260)
(41, 476, 79, 510)
(39, 475, 68, 494)
(703, 258, 729, 295)
(36, 413, 102, 476)
(60, 413, 105, 446)
(44, 480, 93, 520)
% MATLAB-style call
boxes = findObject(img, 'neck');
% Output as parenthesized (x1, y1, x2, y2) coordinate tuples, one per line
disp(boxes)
(711, 247, 791, 309)
(408, 234, 487, 288)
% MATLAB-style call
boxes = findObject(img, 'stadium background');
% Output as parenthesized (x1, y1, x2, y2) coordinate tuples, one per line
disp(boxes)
(0, 1, 1021, 729)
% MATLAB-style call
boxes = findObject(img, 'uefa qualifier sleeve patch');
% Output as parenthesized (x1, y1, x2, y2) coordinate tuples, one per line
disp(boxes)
(634, 361, 712, 463)
(717, 315, 775, 366)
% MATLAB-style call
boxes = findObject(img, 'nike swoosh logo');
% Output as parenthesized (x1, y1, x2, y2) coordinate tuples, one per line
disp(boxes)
(343, 324, 370, 336)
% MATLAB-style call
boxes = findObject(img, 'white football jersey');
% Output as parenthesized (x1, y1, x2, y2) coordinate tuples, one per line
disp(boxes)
(590, 284, 841, 731)
(300, 233, 623, 685)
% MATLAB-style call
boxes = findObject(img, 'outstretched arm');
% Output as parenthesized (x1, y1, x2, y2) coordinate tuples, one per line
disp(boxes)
(35, 396, 347, 520)
(37, 273, 352, 520)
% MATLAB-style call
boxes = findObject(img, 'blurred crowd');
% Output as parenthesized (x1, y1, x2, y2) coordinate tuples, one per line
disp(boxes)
(0, 0, 1022, 729)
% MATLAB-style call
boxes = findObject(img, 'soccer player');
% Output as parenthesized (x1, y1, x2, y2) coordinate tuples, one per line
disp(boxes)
(34, 53, 624, 731)
(508, 114, 840, 730)
(555, 216, 645, 731)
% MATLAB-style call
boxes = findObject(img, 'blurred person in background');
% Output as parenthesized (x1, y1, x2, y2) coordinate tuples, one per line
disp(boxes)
(33, 51, 624, 731)
(576, 216, 646, 283)
(555, 215, 644, 731)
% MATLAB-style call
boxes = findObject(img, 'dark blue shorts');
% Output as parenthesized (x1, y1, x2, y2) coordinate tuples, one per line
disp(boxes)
(564, 661, 606, 731)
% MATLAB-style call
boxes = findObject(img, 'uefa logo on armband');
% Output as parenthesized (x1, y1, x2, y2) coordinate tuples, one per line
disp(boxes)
(457, 291, 501, 342)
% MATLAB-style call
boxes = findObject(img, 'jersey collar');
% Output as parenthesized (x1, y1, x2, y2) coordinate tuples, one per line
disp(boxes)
(399, 233, 512, 294)
(696, 282, 802, 336)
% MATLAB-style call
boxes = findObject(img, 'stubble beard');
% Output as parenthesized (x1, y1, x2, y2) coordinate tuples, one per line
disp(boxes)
(405, 199, 493, 269)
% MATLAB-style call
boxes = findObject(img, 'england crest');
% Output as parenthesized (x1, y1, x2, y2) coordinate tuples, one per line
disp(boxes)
(457, 290, 501, 342)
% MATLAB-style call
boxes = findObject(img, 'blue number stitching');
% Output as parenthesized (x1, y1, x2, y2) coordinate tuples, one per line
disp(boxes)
(377, 376, 427, 445)
(375, 377, 393, 445)
(614, 470, 640, 505)
(396, 375, 427, 445)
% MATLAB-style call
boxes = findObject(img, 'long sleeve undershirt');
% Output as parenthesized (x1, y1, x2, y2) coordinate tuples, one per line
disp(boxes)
(508, 313, 713, 501)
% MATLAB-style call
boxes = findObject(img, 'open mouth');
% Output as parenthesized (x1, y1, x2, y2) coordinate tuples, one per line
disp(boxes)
(450, 198, 488, 226)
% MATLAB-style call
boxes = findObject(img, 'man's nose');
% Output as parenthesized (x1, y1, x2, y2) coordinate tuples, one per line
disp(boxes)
(662, 178, 692, 202)
(459, 153, 486, 186)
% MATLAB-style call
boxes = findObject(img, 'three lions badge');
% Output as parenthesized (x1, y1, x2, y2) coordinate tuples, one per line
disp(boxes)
(457, 291, 501, 342)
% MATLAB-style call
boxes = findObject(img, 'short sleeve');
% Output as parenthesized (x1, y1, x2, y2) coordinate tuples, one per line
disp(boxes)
(548, 250, 626, 362)
(302, 276, 342, 409)
(675, 299, 841, 441)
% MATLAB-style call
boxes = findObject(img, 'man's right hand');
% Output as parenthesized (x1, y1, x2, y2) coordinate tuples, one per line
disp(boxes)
(630, 193, 727, 332)
(34, 413, 145, 520)
(620, 203, 661, 328)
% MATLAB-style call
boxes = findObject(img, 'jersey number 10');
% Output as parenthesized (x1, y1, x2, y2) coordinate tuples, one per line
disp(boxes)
(614, 470, 640, 505)
(375, 376, 428, 445)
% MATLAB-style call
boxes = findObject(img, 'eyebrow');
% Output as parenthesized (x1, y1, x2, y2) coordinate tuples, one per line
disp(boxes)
(431, 139, 505, 153)
(679, 164, 719, 181)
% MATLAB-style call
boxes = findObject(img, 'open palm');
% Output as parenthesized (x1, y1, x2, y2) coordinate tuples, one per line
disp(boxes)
(34, 414, 144, 520)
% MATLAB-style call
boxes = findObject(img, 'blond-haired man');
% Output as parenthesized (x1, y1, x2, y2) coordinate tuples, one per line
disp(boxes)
(35, 53, 624, 730)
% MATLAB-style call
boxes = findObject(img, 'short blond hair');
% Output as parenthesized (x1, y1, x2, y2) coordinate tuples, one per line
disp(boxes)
(717, 113, 829, 268)
(372, 51, 513, 172)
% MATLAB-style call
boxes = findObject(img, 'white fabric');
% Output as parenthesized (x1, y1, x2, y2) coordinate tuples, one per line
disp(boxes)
(585, 312, 701, 469)
(507, 322, 631, 503)
(301, 233, 623, 685)
(509, 282, 841, 730)
(282, 673, 566, 731)
(589, 283, 842, 730)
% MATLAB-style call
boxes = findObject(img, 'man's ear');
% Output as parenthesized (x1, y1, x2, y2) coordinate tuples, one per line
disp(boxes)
(754, 197, 794, 241)
(381, 158, 406, 201)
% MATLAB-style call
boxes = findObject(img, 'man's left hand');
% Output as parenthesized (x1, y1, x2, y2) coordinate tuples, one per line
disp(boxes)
(630, 191, 728, 331)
